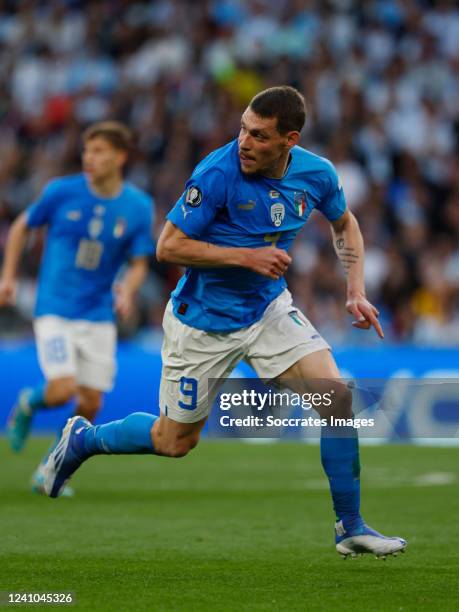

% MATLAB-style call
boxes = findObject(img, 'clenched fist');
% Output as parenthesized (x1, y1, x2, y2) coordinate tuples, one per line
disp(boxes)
(247, 247, 292, 280)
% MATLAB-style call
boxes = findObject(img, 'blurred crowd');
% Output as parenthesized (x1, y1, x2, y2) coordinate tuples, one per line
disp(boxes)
(1, 0, 459, 346)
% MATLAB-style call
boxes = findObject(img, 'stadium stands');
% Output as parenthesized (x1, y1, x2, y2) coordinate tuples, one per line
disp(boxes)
(0, 0, 458, 345)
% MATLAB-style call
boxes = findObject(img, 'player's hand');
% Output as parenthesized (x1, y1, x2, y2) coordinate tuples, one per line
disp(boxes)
(0, 279, 17, 307)
(114, 283, 135, 321)
(346, 294, 384, 339)
(248, 247, 292, 280)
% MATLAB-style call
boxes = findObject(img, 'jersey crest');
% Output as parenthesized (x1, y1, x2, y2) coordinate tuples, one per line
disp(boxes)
(270, 203, 285, 227)
(294, 191, 307, 216)
(113, 217, 127, 238)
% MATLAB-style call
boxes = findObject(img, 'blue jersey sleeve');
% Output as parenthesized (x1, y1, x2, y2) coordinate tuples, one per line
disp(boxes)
(317, 162, 347, 221)
(25, 179, 61, 227)
(167, 166, 226, 238)
(127, 197, 155, 258)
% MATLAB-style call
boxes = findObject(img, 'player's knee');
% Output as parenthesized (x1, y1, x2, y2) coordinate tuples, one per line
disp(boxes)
(47, 379, 77, 405)
(329, 382, 353, 419)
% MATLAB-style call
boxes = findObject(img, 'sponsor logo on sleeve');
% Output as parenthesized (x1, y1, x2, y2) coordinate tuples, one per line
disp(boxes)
(181, 204, 193, 219)
(185, 186, 202, 207)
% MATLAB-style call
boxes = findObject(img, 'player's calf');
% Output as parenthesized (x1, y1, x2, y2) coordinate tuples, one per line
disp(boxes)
(152, 415, 203, 458)
(153, 434, 200, 458)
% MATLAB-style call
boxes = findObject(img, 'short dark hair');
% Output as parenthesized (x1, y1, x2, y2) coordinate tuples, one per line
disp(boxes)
(249, 86, 306, 134)
(82, 121, 133, 152)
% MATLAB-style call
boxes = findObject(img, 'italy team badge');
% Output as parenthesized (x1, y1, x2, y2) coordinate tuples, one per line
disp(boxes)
(294, 191, 307, 216)
(113, 218, 126, 238)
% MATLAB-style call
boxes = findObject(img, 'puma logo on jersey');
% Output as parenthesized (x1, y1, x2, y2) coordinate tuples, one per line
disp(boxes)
(181, 204, 193, 218)
(238, 200, 256, 210)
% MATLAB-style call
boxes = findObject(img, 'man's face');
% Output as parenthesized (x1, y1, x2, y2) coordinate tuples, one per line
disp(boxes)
(82, 137, 126, 182)
(238, 107, 295, 176)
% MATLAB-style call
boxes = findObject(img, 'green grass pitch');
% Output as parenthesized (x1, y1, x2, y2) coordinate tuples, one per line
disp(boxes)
(1, 438, 458, 611)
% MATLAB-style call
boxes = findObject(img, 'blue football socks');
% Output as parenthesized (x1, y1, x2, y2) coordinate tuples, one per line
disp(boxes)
(320, 424, 363, 531)
(79, 412, 158, 456)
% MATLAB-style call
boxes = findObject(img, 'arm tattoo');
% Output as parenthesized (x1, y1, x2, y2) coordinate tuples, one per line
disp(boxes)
(336, 240, 359, 275)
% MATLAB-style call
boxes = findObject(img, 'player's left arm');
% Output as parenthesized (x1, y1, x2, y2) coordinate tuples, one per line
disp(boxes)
(330, 209, 384, 339)
(114, 256, 149, 321)
(115, 194, 154, 320)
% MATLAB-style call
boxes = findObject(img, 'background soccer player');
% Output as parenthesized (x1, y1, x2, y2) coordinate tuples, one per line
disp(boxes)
(0, 121, 154, 495)
(44, 88, 405, 558)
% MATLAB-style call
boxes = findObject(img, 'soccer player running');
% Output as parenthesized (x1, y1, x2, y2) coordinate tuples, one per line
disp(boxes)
(0, 122, 154, 495)
(43, 88, 406, 558)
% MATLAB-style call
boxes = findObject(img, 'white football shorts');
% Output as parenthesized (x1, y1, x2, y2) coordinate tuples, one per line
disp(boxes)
(159, 289, 330, 423)
(33, 316, 117, 391)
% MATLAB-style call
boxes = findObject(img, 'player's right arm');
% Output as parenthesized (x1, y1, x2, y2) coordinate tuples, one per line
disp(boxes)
(0, 213, 29, 306)
(157, 221, 291, 280)
(157, 164, 291, 280)
(0, 178, 59, 306)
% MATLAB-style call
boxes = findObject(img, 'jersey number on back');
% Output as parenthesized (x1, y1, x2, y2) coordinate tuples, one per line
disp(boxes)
(75, 239, 103, 270)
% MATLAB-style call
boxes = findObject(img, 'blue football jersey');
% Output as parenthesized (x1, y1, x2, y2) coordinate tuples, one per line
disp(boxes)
(26, 173, 154, 321)
(167, 139, 346, 332)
